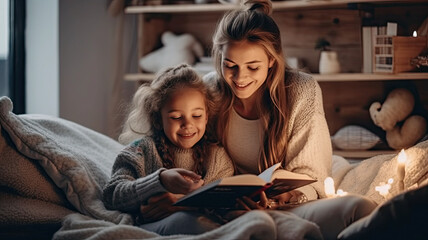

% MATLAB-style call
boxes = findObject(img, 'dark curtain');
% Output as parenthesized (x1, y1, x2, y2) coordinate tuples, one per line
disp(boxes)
(8, 0, 25, 114)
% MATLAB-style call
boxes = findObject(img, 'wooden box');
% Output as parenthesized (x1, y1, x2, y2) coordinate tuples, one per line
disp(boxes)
(374, 36, 427, 73)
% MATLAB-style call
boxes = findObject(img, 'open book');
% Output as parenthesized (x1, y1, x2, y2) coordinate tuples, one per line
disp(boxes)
(174, 163, 316, 209)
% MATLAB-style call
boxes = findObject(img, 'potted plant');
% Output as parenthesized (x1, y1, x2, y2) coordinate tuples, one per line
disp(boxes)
(315, 37, 340, 74)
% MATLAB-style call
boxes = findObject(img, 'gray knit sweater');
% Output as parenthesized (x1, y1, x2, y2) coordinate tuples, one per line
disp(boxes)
(102, 136, 234, 213)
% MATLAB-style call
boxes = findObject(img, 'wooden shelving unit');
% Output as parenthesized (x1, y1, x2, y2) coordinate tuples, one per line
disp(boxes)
(124, 0, 428, 160)
(124, 0, 427, 14)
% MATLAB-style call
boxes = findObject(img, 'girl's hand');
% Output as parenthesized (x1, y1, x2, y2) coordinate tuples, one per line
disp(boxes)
(160, 168, 204, 194)
(140, 192, 195, 223)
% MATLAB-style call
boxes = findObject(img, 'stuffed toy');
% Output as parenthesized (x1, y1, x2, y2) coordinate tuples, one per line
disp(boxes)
(369, 88, 427, 149)
(139, 31, 204, 73)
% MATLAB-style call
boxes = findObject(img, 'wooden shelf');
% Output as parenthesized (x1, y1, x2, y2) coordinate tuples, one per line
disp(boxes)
(125, 0, 426, 14)
(124, 72, 428, 82)
(313, 72, 428, 82)
(125, 3, 237, 14)
(123, 0, 427, 153)
(333, 149, 398, 159)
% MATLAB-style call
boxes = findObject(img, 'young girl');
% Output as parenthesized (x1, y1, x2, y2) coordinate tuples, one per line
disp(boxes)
(103, 64, 234, 235)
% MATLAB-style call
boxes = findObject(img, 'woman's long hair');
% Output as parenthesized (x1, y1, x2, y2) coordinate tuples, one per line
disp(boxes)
(212, 0, 290, 171)
(119, 64, 217, 176)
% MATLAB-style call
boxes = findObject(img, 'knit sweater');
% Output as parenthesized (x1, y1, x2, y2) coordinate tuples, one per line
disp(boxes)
(282, 70, 332, 199)
(102, 136, 234, 213)
(204, 70, 332, 199)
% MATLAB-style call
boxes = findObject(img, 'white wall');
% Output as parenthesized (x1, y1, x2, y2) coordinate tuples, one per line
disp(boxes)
(26, 0, 137, 137)
(59, 0, 137, 137)
(26, 0, 59, 116)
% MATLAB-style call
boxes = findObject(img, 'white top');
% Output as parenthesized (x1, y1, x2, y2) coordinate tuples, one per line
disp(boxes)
(227, 108, 263, 175)
(227, 107, 317, 200)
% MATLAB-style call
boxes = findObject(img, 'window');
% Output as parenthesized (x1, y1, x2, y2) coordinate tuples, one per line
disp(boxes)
(0, 1, 9, 97)
(1, 0, 25, 114)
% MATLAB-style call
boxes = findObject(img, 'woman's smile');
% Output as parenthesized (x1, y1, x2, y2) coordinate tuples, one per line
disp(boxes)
(233, 81, 253, 89)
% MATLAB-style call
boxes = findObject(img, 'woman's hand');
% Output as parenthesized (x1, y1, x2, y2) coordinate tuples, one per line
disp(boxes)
(160, 168, 204, 194)
(270, 190, 308, 207)
(236, 190, 308, 211)
(236, 191, 269, 210)
(140, 192, 195, 223)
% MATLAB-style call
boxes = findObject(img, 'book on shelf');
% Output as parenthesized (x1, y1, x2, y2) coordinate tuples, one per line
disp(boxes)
(371, 26, 378, 72)
(174, 163, 316, 209)
(386, 22, 397, 36)
(362, 26, 374, 73)
(362, 25, 382, 73)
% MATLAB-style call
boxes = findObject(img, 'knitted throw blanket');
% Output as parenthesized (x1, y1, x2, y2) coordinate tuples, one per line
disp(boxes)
(332, 140, 428, 204)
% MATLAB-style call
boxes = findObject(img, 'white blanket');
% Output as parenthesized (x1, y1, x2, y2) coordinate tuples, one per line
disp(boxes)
(332, 140, 428, 204)
(54, 211, 322, 240)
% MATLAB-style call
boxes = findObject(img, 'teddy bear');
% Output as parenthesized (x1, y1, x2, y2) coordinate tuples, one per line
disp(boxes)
(139, 31, 204, 73)
(369, 88, 428, 150)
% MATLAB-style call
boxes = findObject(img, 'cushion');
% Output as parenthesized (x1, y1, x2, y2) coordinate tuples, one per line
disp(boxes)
(338, 184, 428, 239)
(0, 96, 132, 225)
(331, 125, 381, 150)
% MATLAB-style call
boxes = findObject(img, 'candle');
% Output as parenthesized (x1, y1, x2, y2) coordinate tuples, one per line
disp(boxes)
(413, 30, 417, 37)
(336, 189, 348, 197)
(375, 178, 393, 199)
(324, 177, 336, 198)
(396, 149, 407, 191)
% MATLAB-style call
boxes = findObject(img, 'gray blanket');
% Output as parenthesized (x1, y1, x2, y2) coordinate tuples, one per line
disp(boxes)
(0, 96, 321, 240)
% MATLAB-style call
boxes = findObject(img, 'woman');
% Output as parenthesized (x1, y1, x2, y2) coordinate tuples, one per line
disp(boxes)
(204, 0, 377, 238)
(136, 0, 376, 238)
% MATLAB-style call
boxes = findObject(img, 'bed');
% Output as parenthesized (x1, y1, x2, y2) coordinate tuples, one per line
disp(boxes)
(1, 96, 427, 240)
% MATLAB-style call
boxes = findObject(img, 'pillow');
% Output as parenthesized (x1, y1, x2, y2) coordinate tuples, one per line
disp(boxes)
(331, 125, 381, 150)
(338, 184, 428, 239)
(0, 96, 132, 224)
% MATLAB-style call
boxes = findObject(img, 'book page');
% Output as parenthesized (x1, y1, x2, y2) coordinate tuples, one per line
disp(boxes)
(257, 163, 281, 182)
(272, 169, 314, 181)
(219, 174, 266, 186)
